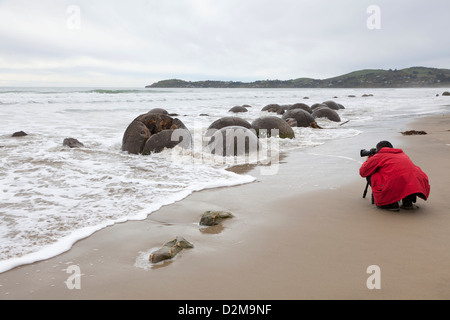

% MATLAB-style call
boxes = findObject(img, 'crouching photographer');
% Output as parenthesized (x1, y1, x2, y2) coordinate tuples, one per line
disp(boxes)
(359, 141, 430, 211)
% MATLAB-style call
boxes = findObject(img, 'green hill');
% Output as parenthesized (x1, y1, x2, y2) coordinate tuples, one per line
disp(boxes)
(146, 67, 450, 88)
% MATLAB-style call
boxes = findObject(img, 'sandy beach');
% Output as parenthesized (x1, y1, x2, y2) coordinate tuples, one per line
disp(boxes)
(1, 113, 449, 300)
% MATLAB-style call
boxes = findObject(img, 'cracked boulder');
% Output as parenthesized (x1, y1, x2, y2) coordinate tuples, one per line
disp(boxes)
(122, 113, 191, 155)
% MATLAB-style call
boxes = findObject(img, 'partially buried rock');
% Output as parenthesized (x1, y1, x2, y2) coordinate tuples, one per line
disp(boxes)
(261, 104, 284, 115)
(206, 126, 260, 156)
(12, 131, 27, 137)
(251, 116, 295, 139)
(442, 91, 450, 96)
(281, 109, 315, 127)
(312, 107, 341, 122)
(401, 130, 427, 136)
(63, 138, 84, 148)
(322, 100, 341, 110)
(148, 108, 169, 115)
(149, 236, 194, 264)
(200, 211, 234, 226)
(288, 103, 312, 114)
(228, 106, 248, 113)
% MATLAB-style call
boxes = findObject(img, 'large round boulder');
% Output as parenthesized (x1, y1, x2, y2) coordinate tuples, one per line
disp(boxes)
(207, 117, 252, 132)
(288, 103, 312, 114)
(322, 101, 340, 110)
(206, 126, 260, 156)
(312, 107, 341, 122)
(281, 109, 315, 127)
(261, 104, 284, 115)
(251, 116, 295, 139)
(122, 113, 189, 155)
(310, 103, 328, 111)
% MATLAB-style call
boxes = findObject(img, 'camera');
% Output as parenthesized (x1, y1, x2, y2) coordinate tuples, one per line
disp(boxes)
(360, 148, 377, 157)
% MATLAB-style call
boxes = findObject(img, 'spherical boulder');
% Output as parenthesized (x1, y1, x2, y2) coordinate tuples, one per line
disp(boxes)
(228, 106, 248, 113)
(288, 103, 312, 114)
(122, 112, 189, 155)
(312, 107, 341, 122)
(207, 117, 252, 133)
(322, 101, 340, 110)
(206, 126, 260, 156)
(281, 109, 315, 127)
(310, 103, 328, 111)
(251, 116, 295, 139)
(261, 104, 284, 115)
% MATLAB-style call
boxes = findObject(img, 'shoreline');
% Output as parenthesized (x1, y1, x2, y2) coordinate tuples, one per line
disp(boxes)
(1, 113, 449, 299)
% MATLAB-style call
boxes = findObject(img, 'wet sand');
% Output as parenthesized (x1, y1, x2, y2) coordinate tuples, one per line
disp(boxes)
(1, 114, 450, 300)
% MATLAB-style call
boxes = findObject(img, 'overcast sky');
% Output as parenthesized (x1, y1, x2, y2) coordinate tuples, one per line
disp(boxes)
(0, 0, 449, 87)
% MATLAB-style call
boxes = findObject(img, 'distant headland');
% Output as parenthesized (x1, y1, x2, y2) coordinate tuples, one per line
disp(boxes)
(146, 67, 450, 89)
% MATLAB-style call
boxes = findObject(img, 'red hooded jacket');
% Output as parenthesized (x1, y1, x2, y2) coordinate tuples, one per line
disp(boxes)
(359, 148, 430, 206)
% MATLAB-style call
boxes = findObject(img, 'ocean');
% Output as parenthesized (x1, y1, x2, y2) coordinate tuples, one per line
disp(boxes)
(0, 87, 448, 273)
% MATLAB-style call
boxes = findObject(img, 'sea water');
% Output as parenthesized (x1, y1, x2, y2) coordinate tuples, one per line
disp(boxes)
(0, 87, 448, 272)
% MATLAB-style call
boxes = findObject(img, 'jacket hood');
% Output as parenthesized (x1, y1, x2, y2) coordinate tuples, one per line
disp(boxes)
(377, 147, 403, 154)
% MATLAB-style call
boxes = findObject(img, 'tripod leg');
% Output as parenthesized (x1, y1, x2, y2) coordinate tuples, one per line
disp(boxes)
(363, 181, 369, 198)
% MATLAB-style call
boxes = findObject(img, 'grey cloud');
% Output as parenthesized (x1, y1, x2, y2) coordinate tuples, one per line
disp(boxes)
(0, 0, 449, 86)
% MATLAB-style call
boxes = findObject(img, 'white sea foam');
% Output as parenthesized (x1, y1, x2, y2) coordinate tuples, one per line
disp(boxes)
(0, 87, 448, 273)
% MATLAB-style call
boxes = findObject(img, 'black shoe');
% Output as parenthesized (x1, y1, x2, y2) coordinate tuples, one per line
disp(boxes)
(400, 202, 419, 210)
(378, 202, 400, 212)
(400, 204, 417, 210)
(401, 194, 417, 210)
